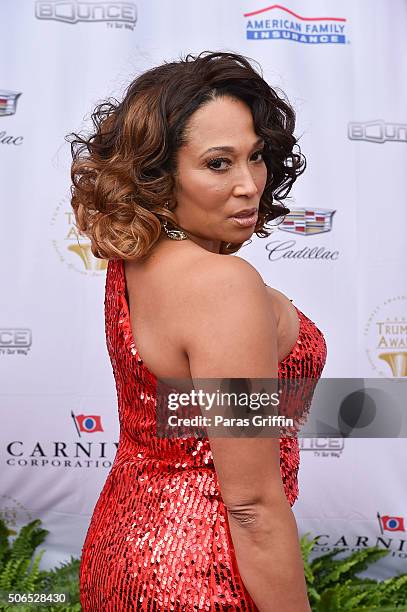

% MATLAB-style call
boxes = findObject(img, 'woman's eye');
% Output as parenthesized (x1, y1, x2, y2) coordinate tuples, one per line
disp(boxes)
(206, 150, 264, 172)
(252, 150, 264, 162)
(207, 157, 231, 171)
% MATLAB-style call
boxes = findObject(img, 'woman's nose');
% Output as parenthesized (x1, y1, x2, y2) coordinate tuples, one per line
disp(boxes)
(233, 165, 259, 197)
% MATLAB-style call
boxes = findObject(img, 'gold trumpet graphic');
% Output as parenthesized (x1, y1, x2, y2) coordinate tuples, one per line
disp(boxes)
(68, 243, 107, 271)
(378, 352, 407, 377)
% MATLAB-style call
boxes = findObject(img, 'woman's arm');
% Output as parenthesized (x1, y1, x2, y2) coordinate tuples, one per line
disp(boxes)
(181, 255, 310, 612)
(226, 493, 310, 611)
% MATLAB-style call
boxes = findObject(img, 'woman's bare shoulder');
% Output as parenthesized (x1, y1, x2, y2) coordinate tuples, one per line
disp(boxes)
(141, 240, 270, 318)
(175, 251, 271, 323)
(185, 251, 265, 290)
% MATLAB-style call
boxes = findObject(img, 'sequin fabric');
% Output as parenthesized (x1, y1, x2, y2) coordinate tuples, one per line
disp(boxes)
(79, 259, 327, 611)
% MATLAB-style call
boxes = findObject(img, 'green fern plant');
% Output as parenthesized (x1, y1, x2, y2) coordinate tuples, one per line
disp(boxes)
(2, 519, 407, 611)
(41, 557, 81, 611)
(301, 532, 407, 611)
(0, 518, 81, 611)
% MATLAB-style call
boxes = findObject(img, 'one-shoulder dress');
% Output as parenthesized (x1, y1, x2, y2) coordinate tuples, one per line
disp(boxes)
(79, 258, 327, 611)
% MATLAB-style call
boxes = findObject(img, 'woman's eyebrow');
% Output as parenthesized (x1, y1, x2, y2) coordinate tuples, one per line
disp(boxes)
(200, 137, 265, 157)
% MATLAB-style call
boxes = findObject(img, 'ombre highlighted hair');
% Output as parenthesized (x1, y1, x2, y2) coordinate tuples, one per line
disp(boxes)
(66, 50, 305, 260)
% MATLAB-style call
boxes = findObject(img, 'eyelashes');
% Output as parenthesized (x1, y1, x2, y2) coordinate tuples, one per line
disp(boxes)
(206, 150, 265, 172)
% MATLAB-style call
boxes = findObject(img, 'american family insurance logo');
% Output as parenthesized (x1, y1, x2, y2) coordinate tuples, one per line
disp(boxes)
(244, 4, 348, 44)
(35, 1, 137, 30)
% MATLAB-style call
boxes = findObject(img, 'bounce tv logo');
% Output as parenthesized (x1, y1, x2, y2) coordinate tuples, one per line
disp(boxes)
(299, 438, 344, 458)
(35, 1, 137, 30)
(244, 4, 348, 44)
(348, 120, 407, 144)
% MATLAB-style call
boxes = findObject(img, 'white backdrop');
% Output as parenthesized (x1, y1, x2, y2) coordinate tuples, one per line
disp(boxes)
(1, 0, 406, 580)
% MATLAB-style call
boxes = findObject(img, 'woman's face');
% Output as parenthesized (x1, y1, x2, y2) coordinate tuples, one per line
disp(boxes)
(172, 96, 268, 253)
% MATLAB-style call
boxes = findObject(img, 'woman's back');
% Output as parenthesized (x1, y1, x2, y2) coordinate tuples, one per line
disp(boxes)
(123, 236, 305, 380)
(79, 255, 327, 611)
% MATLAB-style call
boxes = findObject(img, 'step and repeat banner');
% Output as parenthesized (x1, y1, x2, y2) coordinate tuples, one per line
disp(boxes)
(1, 0, 406, 579)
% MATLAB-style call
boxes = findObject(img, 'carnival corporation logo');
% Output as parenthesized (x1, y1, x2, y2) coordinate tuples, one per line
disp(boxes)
(35, 1, 137, 29)
(364, 296, 407, 377)
(50, 196, 107, 275)
(244, 4, 348, 44)
(377, 512, 405, 534)
(348, 120, 407, 144)
(71, 411, 104, 436)
(265, 207, 339, 261)
(6, 411, 117, 469)
(311, 513, 407, 559)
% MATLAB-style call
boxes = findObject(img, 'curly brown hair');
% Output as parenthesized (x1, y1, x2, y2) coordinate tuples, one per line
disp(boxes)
(66, 50, 305, 260)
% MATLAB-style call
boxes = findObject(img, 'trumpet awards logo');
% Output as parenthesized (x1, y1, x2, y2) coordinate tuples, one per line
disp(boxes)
(365, 296, 407, 377)
(0, 495, 33, 536)
(51, 197, 107, 276)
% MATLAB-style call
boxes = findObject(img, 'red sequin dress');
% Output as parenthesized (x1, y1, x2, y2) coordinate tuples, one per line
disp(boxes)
(79, 259, 327, 611)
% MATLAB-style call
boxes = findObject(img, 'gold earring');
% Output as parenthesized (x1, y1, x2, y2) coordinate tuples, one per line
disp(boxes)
(162, 201, 189, 241)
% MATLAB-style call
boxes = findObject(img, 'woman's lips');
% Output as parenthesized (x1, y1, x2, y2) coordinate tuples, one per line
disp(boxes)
(230, 209, 258, 227)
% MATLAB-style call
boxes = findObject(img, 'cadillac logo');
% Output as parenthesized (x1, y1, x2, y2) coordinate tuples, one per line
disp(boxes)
(0, 90, 22, 117)
(279, 207, 336, 235)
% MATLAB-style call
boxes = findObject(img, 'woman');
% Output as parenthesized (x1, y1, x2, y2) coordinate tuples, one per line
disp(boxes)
(68, 51, 327, 611)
